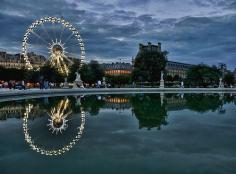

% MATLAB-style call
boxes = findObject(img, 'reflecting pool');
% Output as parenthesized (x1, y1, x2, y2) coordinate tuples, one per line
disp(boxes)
(0, 93, 236, 174)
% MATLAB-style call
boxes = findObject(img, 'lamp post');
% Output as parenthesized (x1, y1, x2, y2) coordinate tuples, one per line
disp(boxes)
(102, 76, 106, 88)
(119, 58, 121, 88)
(218, 63, 226, 88)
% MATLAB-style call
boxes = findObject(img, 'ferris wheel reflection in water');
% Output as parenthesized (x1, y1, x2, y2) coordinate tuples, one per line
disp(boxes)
(23, 96, 85, 156)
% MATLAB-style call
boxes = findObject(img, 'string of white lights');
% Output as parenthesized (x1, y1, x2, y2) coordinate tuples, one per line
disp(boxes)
(21, 17, 85, 72)
(23, 103, 85, 156)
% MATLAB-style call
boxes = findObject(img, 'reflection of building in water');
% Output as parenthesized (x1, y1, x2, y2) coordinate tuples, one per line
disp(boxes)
(131, 94, 191, 130)
(104, 97, 131, 110)
(104, 95, 187, 112)
(0, 104, 43, 120)
(134, 107, 168, 130)
(166, 95, 187, 111)
(1, 94, 233, 131)
(0, 97, 79, 121)
(0, 106, 25, 119)
(130, 95, 168, 130)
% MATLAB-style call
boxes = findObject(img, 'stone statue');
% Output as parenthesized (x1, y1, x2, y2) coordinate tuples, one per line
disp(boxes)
(75, 72, 81, 82)
(63, 77, 69, 88)
(219, 77, 224, 88)
(161, 71, 164, 80)
(160, 71, 164, 88)
(73, 71, 84, 88)
(181, 81, 184, 88)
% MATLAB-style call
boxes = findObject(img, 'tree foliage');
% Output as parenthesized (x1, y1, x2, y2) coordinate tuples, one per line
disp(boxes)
(106, 74, 132, 87)
(80, 60, 105, 84)
(130, 94, 168, 130)
(67, 63, 80, 82)
(224, 73, 235, 86)
(186, 64, 220, 87)
(80, 95, 105, 115)
(24, 69, 40, 83)
(185, 94, 223, 113)
(39, 64, 64, 82)
(0, 66, 26, 81)
(132, 50, 168, 82)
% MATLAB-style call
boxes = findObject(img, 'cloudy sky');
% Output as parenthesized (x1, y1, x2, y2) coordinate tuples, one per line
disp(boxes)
(0, 0, 236, 69)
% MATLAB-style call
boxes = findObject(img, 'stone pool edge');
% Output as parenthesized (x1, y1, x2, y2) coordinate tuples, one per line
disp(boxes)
(0, 88, 236, 98)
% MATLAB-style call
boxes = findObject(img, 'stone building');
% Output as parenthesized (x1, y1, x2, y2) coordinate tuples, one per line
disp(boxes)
(26, 52, 46, 69)
(166, 61, 193, 79)
(135, 42, 193, 79)
(138, 42, 162, 53)
(0, 52, 24, 69)
(103, 62, 132, 75)
(0, 51, 46, 69)
(234, 68, 236, 81)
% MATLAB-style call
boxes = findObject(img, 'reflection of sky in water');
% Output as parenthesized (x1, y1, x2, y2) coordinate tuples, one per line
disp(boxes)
(0, 93, 236, 174)
(27, 113, 83, 149)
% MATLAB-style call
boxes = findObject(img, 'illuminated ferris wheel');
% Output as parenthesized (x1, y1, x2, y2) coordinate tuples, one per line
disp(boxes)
(22, 17, 85, 76)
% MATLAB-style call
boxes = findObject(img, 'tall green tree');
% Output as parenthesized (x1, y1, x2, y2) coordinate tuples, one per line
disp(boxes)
(80, 60, 104, 84)
(67, 63, 80, 82)
(173, 75, 181, 82)
(224, 73, 235, 86)
(39, 64, 64, 82)
(132, 50, 168, 82)
(0, 66, 26, 81)
(165, 75, 173, 82)
(186, 64, 220, 87)
(106, 74, 132, 87)
(24, 69, 40, 83)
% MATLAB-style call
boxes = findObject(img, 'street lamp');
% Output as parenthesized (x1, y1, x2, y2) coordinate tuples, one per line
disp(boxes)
(119, 58, 121, 88)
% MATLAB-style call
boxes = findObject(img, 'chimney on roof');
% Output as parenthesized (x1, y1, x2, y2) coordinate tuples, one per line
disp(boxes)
(158, 42, 161, 52)
(148, 42, 152, 51)
(139, 43, 143, 50)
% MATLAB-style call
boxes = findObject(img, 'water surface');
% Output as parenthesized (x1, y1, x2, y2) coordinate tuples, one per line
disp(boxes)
(0, 93, 236, 174)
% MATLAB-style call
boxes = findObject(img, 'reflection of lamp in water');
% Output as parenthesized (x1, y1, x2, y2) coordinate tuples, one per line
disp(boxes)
(106, 97, 129, 103)
(160, 92, 164, 106)
(47, 99, 72, 134)
(105, 97, 130, 110)
(23, 101, 85, 156)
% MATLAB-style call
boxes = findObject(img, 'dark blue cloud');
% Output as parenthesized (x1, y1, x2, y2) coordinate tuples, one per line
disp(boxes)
(0, 0, 235, 68)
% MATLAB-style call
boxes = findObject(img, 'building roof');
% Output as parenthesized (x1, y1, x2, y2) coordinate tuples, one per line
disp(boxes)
(166, 61, 194, 69)
(0, 51, 46, 63)
(103, 62, 132, 70)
